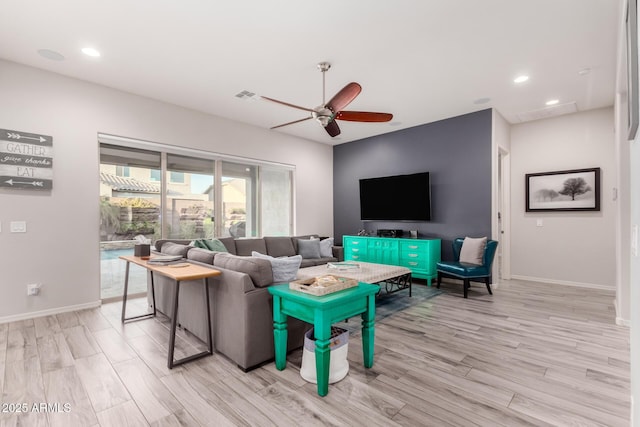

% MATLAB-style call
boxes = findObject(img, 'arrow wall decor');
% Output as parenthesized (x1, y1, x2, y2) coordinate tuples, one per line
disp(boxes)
(0, 128, 53, 190)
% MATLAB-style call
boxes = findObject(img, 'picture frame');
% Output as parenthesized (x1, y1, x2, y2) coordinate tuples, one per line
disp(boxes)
(628, 0, 639, 140)
(525, 167, 601, 212)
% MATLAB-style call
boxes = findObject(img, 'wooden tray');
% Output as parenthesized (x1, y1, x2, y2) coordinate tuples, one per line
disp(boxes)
(289, 275, 358, 296)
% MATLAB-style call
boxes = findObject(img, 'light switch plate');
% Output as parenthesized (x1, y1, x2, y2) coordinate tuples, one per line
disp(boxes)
(536, 219, 543, 227)
(10, 221, 26, 233)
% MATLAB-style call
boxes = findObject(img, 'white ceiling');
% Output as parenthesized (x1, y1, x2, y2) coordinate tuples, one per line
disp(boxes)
(0, 0, 620, 145)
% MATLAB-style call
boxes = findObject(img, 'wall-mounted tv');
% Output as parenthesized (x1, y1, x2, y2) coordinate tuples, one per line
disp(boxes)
(359, 172, 431, 221)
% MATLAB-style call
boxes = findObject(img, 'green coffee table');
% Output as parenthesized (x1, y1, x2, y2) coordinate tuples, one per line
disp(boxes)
(268, 282, 380, 396)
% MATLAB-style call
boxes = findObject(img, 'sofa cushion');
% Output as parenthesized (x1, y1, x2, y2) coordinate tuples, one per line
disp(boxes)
(214, 253, 274, 288)
(235, 238, 267, 256)
(264, 236, 297, 257)
(217, 237, 237, 254)
(297, 238, 321, 259)
(186, 247, 216, 265)
(319, 237, 334, 258)
(160, 242, 191, 257)
(252, 251, 302, 283)
(191, 238, 228, 252)
(459, 236, 487, 265)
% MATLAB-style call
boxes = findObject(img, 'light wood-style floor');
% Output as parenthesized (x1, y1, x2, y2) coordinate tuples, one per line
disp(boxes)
(0, 279, 630, 426)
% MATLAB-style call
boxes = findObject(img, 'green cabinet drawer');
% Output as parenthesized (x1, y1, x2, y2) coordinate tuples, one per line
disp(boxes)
(399, 241, 425, 252)
(399, 258, 427, 270)
(344, 237, 368, 260)
(400, 250, 426, 262)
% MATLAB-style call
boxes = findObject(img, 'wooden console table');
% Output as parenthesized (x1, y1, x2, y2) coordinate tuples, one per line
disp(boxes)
(119, 255, 221, 368)
(268, 282, 380, 396)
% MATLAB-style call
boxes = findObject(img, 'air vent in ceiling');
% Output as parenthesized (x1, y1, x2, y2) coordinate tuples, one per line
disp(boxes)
(516, 101, 577, 123)
(235, 90, 257, 100)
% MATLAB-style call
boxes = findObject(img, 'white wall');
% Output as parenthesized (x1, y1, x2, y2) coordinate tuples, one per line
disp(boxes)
(510, 108, 616, 288)
(0, 59, 333, 321)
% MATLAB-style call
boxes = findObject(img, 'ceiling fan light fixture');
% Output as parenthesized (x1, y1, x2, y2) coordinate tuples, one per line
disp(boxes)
(316, 116, 331, 127)
(263, 62, 392, 137)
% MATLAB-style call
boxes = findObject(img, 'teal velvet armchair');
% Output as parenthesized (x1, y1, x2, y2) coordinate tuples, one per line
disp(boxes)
(436, 238, 498, 298)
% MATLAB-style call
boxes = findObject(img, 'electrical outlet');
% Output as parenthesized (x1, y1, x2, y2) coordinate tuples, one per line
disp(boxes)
(27, 283, 41, 296)
(10, 221, 27, 233)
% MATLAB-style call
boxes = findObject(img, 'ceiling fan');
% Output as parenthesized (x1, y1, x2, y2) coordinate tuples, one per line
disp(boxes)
(262, 62, 393, 137)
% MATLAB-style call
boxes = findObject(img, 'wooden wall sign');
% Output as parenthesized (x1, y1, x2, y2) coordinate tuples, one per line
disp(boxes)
(0, 128, 53, 190)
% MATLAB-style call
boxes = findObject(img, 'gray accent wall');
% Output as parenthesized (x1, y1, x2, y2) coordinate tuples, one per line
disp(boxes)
(333, 109, 492, 261)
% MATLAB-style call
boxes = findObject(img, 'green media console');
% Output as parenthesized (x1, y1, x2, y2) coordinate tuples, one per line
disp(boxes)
(343, 235, 441, 285)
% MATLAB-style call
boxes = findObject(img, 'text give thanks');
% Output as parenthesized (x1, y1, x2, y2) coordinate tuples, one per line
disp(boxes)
(0, 129, 53, 190)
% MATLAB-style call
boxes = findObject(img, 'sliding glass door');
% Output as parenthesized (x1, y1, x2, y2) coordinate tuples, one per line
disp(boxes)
(99, 145, 161, 299)
(99, 136, 295, 300)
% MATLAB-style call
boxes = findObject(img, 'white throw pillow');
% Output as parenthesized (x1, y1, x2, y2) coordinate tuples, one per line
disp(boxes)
(319, 237, 334, 258)
(459, 236, 487, 265)
(251, 251, 302, 282)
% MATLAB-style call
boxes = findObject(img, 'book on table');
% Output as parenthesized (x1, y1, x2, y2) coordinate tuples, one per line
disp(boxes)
(327, 261, 360, 270)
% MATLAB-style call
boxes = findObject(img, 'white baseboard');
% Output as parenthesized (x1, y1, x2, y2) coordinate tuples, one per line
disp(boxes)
(613, 299, 631, 326)
(0, 300, 102, 324)
(616, 317, 631, 327)
(510, 275, 614, 291)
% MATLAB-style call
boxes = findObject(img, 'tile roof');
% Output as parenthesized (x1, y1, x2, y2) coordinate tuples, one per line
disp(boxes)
(100, 172, 160, 193)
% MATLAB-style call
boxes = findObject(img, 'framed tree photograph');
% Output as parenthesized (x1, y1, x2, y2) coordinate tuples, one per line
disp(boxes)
(526, 167, 601, 212)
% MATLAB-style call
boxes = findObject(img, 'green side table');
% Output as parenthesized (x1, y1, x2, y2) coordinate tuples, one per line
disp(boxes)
(268, 282, 380, 397)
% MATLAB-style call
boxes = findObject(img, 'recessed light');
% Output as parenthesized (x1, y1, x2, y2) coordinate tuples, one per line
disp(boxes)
(514, 75, 529, 84)
(37, 49, 65, 61)
(81, 47, 101, 57)
(546, 99, 559, 106)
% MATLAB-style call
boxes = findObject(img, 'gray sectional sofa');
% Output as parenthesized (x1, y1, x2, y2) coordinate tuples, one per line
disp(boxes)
(148, 235, 343, 371)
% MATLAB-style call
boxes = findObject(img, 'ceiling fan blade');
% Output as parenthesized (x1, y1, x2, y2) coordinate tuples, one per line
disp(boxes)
(336, 111, 393, 122)
(324, 120, 341, 137)
(261, 96, 314, 113)
(270, 116, 312, 130)
(326, 82, 362, 113)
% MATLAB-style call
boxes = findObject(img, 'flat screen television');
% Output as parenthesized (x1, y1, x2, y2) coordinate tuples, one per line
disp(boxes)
(359, 172, 431, 221)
